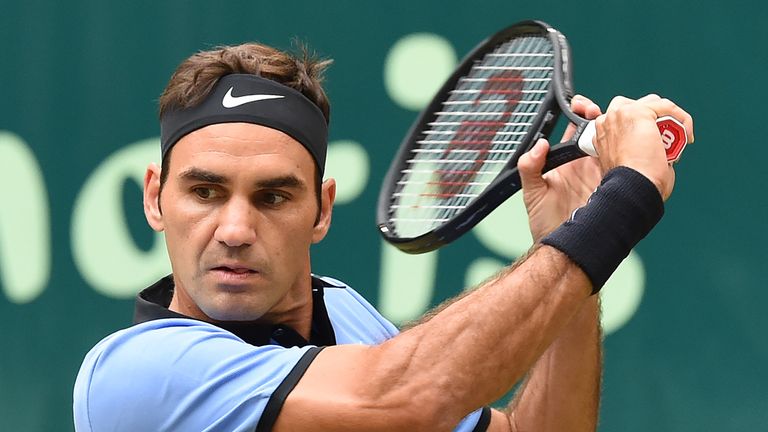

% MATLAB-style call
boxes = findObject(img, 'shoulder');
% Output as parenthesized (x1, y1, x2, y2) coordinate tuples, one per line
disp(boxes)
(315, 275, 400, 344)
(73, 318, 317, 431)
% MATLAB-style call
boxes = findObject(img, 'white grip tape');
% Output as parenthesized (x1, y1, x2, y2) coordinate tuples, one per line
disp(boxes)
(577, 120, 598, 157)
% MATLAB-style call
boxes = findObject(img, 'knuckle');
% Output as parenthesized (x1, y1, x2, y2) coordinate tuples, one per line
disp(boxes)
(573, 94, 593, 104)
(613, 103, 636, 118)
(594, 114, 606, 128)
(659, 97, 675, 109)
(569, 98, 582, 109)
(609, 95, 627, 106)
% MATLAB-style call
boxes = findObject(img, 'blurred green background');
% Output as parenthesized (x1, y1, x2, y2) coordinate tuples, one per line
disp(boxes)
(1, 0, 766, 430)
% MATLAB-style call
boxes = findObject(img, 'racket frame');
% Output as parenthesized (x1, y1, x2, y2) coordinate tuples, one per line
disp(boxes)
(377, 20, 585, 254)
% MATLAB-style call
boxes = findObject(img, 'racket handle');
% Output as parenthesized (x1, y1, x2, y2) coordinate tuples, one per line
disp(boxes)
(577, 116, 689, 163)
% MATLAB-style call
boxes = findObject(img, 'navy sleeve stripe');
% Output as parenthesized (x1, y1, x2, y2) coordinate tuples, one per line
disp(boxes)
(255, 346, 325, 432)
(472, 407, 492, 432)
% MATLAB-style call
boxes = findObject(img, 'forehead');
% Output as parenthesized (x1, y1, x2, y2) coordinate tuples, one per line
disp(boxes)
(169, 122, 316, 178)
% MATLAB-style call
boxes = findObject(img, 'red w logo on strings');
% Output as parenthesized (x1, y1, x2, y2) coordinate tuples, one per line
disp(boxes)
(434, 70, 524, 198)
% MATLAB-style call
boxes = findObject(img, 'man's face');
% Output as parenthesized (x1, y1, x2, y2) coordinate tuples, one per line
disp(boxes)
(147, 122, 331, 322)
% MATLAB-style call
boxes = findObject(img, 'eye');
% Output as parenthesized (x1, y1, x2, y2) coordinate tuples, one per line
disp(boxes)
(262, 192, 288, 206)
(192, 186, 218, 200)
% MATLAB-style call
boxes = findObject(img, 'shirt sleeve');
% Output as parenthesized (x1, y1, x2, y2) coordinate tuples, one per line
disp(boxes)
(74, 319, 319, 432)
(317, 275, 400, 344)
(454, 406, 492, 432)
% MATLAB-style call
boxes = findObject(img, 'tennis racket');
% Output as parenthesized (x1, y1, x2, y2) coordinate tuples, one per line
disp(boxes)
(376, 20, 688, 254)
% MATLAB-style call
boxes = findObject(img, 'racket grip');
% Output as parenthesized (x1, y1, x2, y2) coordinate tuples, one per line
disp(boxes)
(577, 121, 599, 157)
(577, 116, 689, 163)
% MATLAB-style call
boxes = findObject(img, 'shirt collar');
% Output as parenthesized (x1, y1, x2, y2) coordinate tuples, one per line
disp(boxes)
(133, 275, 336, 348)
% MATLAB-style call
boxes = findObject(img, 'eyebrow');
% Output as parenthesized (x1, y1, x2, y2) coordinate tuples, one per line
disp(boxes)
(178, 168, 228, 184)
(178, 168, 306, 190)
(256, 175, 306, 190)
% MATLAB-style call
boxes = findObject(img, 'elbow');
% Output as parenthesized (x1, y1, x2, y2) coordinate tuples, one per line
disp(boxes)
(354, 396, 465, 432)
(362, 345, 470, 431)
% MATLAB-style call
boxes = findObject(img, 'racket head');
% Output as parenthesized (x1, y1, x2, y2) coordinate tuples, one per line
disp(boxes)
(377, 20, 576, 253)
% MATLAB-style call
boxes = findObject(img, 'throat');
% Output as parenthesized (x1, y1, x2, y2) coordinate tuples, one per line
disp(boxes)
(260, 295, 314, 341)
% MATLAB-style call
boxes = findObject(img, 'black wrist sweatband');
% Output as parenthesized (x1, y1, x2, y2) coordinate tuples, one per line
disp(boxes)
(540, 166, 664, 294)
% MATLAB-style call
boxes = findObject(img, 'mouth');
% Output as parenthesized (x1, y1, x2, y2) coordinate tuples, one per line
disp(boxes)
(213, 265, 256, 274)
(209, 264, 260, 283)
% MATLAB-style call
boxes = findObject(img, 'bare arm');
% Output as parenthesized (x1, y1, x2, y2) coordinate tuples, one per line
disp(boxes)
(274, 95, 694, 432)
(489, 93, 694, 431)
(486, 96, 604, 432)
(491, 296, 601, 432)
(276, 244, 593, 431)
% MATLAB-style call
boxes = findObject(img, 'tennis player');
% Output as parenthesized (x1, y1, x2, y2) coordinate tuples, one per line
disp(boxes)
(73, 42, 693, 431)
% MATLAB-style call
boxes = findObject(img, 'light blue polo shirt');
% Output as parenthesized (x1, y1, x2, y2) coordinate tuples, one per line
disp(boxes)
(73, 275, 490, 431)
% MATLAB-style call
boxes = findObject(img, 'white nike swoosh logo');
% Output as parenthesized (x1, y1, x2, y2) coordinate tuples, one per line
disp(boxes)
(222, 87, 285, 108)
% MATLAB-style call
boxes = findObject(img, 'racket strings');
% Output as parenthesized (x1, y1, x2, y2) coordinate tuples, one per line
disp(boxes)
(390, 34, 555, 237)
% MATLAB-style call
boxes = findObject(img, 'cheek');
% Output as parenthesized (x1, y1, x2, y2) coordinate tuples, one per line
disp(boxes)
(162, 201, 215, 253)
(267, 208, 316, 249)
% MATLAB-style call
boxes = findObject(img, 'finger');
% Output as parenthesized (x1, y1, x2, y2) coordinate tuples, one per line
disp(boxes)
(606, 95, 695, 144)
(583, 100, 602, 120)
(562, 95, 602, 141)
(658, 101, 694, 144)
(519, 139, 550, 193)
(636, 93, 661, 103)
(607, 93, 662, 111)
(571, 94, 602, 119)
(605, 95, 635, 113)
(642, 97, 695, 143)
(663, 164, 676, 199)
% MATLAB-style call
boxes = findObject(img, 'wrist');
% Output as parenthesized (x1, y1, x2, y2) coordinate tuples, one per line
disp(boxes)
(610, 159, 672, 200)
(540, 166, 664, 293)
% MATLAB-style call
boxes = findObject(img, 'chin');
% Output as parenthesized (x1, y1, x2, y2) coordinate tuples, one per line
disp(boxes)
(202, 302, 267, 322)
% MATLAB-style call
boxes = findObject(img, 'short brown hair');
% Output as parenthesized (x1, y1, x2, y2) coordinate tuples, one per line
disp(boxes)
(157, 42, 332, 219)
(159, 42, 332, 122)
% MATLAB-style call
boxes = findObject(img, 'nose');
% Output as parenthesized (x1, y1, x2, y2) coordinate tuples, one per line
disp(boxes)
(213, 197, 257, 248)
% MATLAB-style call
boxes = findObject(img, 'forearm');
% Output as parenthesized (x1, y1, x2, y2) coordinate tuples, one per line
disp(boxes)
(284, 168, 664, 432)
(506, 296, 601, 432)
(371, 244, 594, 427)
(282, 245, 593, 432)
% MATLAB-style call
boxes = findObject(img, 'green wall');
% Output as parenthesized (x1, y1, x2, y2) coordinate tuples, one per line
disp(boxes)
(1, 0, 766, 430)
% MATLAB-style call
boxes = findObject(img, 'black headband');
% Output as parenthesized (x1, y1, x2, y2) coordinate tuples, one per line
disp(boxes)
(160, 74, 328, 175)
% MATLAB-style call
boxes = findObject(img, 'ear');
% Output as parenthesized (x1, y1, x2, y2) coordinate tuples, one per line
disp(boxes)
(143, 163, 165, 232)
(312, 178, 336, 243)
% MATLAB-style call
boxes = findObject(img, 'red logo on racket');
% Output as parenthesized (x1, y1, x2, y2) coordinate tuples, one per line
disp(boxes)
(657, 116, 688, 163)
(437, 70, 524, 196)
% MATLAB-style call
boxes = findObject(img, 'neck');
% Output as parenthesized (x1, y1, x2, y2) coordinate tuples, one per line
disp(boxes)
(259, 284, 314, 340)
(168, 275, 315, 341)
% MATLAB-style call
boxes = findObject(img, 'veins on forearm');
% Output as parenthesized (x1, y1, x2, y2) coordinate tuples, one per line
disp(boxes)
(401, 244, 545, 331)
(375, 242, 591, 426)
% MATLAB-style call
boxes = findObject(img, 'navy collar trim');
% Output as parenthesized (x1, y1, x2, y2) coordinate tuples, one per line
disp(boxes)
(133, 275, 336, 347)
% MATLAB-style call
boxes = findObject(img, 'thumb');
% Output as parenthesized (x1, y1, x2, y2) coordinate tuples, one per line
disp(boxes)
(518, 139, 550, 194)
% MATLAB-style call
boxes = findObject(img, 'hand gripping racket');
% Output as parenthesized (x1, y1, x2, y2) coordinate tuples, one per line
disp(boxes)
(376, 20, 688, 254)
